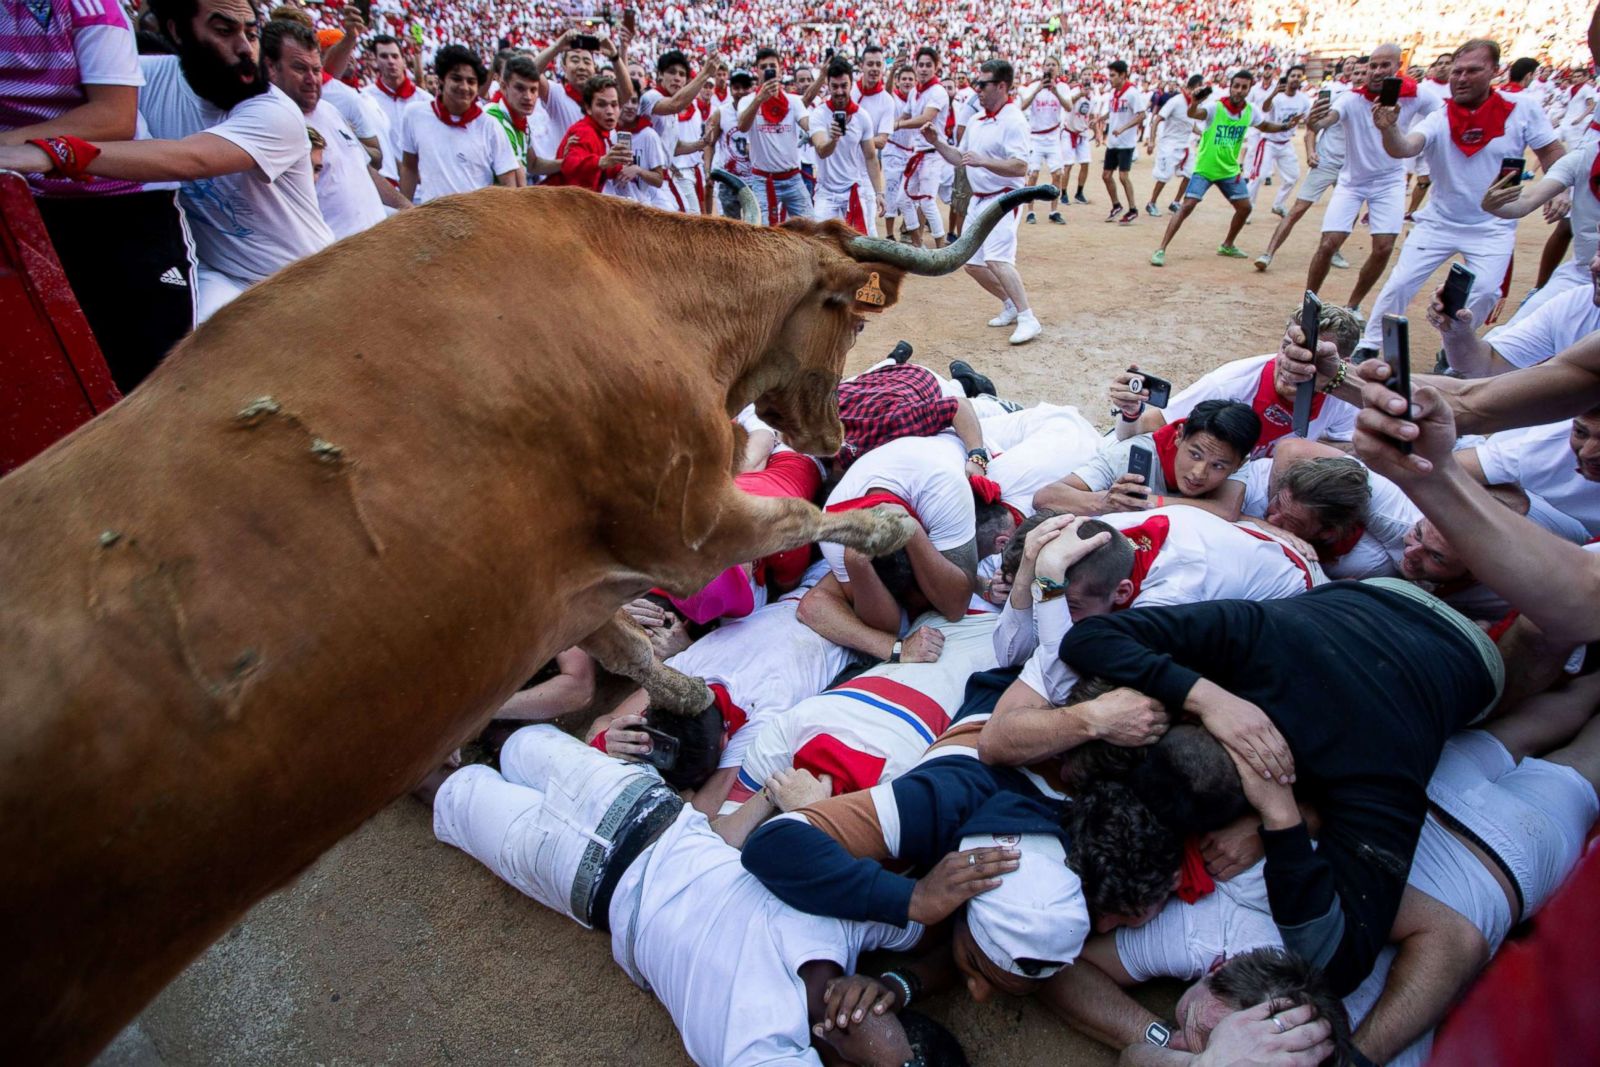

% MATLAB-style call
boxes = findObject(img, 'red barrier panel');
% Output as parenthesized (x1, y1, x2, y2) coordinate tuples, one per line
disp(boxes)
(0, 170, 120, 476)
(1430, 840, 1600, 1065)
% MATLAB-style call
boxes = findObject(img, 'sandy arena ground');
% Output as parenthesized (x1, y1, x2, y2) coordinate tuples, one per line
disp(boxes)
(98, 152, 1564, 1066)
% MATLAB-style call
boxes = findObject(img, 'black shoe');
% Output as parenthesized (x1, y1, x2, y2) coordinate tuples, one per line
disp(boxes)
(948, 359, 997, 398)
(1431, 349, 1450, 375)
(1075, 189, 1088, 204)
(1026, 211, 1037, 224)
(1350, 346, 1380, 364)
(1048, 211, 1066, 224)
(886, 340, 914, 365)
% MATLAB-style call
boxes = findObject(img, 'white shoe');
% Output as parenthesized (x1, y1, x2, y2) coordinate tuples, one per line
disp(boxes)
(1331, 251, 1351, 269)
(988, 305, 1019, 327)
(1009, 315, 1041, 345)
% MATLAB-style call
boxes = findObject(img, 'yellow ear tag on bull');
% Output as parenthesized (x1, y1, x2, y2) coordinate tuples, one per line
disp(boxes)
(855, 271, 886, 307)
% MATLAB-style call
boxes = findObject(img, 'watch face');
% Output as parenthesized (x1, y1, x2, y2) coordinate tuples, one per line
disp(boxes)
(1145, 1021, 1171, 1047)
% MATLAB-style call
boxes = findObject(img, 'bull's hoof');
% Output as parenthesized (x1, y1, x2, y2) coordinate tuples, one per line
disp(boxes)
(646, 668, 713, 717)
(854, 505, 919, 557)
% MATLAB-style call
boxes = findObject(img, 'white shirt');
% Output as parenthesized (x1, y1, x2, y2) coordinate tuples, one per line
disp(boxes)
(1263, 89, 1311, 143)
(1411, 92, 1558, 235)
(639, 87, 680, 157)
(1331, 89, 1439, 189)
(1026, 82, 1066, 134)
(821, 434, 974, 583)
(396, 104, 518, 202)
(1015, 507, 1316, 703)
(1104, 85, 1149, 148)
(959, 101, 1030, 196)
(1561, 83, 1597, 135)
(1417, 77, 1452, 111)
(903, 79, 950, 150)
(980, 403, 1103, 514)
(614, 808, 920, 1067)
(734, 613, 1000, 801)
(1165, 353, 1359, 456)
(1486, 281, 1600, 370)
(738, 91, 808, 172)
(534, 82, 584, 159)
(1237, 458, 1419, 579)
(1150, 93, 1190, 148)
(361, 78, 432, 180)
(321, 77, 377, 141)
(851, 83, 896, 144)
(137, 57, 332, 284)
(808, 103, 875, 194)
(305, 98, 385, 240)
(1474, 420, 1600, 534)
(605, 124, 675, 209)
(1539, 140, 1600, 271)
(1064, 91, 1092, 135)
(714, 97, 751, 176)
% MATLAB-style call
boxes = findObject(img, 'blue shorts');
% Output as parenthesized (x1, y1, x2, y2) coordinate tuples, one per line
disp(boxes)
(1184, 173, 1249, 201)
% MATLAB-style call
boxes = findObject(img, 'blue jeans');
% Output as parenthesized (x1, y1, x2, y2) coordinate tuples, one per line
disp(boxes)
(754, 173, 813, 225)
(1184, 173, 1250, 201)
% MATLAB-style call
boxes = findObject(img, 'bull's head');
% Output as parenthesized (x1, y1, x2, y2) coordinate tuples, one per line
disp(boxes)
(719, 177, 1059, 457)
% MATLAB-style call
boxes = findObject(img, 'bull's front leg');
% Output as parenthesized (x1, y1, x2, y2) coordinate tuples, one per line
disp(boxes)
(578, 610, 712, 716)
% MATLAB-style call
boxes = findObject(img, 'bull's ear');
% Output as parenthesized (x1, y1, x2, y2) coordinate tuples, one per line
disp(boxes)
(821, 258, 906, 313)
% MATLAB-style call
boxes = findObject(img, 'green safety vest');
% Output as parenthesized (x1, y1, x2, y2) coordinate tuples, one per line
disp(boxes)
(484, 102, 529, 164)
(1194, 100, 1253, 181)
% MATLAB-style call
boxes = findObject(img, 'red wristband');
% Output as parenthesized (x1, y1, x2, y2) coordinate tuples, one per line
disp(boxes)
(27, 136, 101, 181)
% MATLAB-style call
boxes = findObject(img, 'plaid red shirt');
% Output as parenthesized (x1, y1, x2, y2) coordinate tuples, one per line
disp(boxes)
(834, 364, 960, 470)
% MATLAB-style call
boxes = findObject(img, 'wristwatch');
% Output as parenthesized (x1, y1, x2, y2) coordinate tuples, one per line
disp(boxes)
(966, 446, 991, 469)
(1144, 1021, 1172, 1048)
(888, 640, 903, 664)
(1032, 575, 1068, 603)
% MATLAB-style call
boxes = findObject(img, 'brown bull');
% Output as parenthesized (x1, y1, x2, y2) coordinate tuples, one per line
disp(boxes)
(0, 182, 1055, 1063)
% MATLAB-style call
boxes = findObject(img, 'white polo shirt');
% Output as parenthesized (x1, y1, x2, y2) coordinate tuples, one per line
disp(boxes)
(1104, 84, 1148, 148)
(1473, 420, 1600, 534)
(1411, 92, 1558, 235)
(305, 98, 385, 240)
(396, 103, 519, 201)
(808, 103, 876, 194)
(738, 91, 808, 173)
(534, 82, 585, 158)
(960, 100, 1030, 195)
(821, 434, 974, 583)
(137, 56, 332, 283)
(1486, 282, 1600, 369)
(1330, 88, 1440, 189)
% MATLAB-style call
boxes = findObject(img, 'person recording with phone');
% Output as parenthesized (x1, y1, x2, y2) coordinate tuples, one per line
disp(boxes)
(1480, 130, 1597, 323)
(808, 57, 886, 235)
(736, 47, 814, 224)
(1358, 38, 1564, 354)
(551, 74, 634, 194)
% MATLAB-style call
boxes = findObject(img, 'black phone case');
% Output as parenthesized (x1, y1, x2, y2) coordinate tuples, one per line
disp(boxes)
(1382, 315, 1412, 455)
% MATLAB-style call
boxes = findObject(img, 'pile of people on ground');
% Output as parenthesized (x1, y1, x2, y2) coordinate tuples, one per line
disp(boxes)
(425, 281, 1600, 1065)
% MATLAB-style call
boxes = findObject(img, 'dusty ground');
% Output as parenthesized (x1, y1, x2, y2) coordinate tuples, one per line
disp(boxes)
(99, 153, 1563, 1067)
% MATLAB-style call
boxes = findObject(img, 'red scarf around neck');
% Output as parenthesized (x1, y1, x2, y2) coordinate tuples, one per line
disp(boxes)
(563, 82, 585, 105)
(1502, 81, 1524, 93)
(1114, 514, 1172, 606)
(1151, 421, 1185, 490)
(1220, 95, 1247, 116)
(1111, 82, 1131, 111)
(1444, 92, 1513, 155)
(504, 105, 528, 133)
(433, 99, 483, 126)
(1355, 74, 1419, 103)
(1175, 840, 1216, 903)
(1323, 523, 1367, 562)
(916, 77, 939, 95)
(679, 103, 698, 121)
(377, 75, 416, 100)
(759, 90, 790, 124)
(714, 85, 728, 101)
(858, 78, 885, 97)
(1251, 358, 1322, 446)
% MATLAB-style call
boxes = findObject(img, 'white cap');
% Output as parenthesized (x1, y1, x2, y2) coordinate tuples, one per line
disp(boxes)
(959, 832, 1089, 979)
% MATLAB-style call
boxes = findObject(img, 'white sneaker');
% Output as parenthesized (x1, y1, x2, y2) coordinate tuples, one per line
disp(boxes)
(1009, 314, 1041, 345)
(1331, 251, 1351, 269)
(988, 305, 1019, 327)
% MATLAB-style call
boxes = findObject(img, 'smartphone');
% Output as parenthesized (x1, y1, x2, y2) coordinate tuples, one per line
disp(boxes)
(638, 725, 680, 771)
(623, 6, 635, 32)
(573, 32, 602, 52)
(763, 67, 778, 82)
(1439, 262, 1475, 318)
(615, 130, 632, 154)
(1142, 373, 1172, 408)
(353, 0, 371, 22)
(1295, 290, 1321, 437)
(1127, 444, 1154, 488)
(832, 108, 849, 133)
(1497, 155, 1525, 186)
(1378, 76, 1401, 106)
(1381, 314, 1412, 456)
(1194, 86, 1213, 102)
(1277, 76, 1287, 89)
(1317, 87, 1332, 103)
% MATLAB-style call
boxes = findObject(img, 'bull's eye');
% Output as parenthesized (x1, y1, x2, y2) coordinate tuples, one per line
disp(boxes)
(853, 319, 866, 336)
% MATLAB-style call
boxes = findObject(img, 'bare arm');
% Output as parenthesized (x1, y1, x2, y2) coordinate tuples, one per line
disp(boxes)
(652, 60, 718, 115)
(0, 83, 136, 145)
(864, 138, 885, 200)
(493, 648, 595, 721)
(494, 167, 525, 187)
(1039, 955, 1163, 1051)
(842, 547, 907, 634)
(370, 165, 412, 209)
(711, 790, 779, 847)
(1019, 82, 1043, 108)
(399, 150, 420, 201)
(532, 28, 577, 101)
(0, 131, 253, 182)
(1376, 106, 1424, 158)
(800, 67, 826, 108)
(796, 573, 898, 659)
(1033, 474, 1112, 515)
(895, 105, 940, 131)
(977, 681, 1097, 765)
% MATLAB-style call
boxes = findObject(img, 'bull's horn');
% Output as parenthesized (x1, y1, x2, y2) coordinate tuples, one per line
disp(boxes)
(710, 168, 761, 226)
(845, 185, 1059, 275)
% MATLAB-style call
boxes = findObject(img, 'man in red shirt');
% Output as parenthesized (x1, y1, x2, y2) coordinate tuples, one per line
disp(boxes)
(553, 75, 634, 193)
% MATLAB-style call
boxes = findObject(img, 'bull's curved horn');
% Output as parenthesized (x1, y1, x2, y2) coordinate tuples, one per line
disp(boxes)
(710, 168, 761, 226)
(845, 185, 1059, 275)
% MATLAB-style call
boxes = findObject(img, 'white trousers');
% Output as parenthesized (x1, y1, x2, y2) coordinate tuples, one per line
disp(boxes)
(812, 187, 880, 236)
(1360, 222, 1514, 348)
(1247, 139, 1301, 211)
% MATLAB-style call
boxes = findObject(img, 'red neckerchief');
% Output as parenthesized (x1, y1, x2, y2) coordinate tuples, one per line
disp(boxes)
(893, 88, 909, 101)
(621, 114, 650, 133)
(1323, 523, 1367, 562)
(320, 71, 333, 84)
(1355, 74, 1419, 102)
(759, 90, 790, 124)
(1220, 95, 1247, 116)
(1151, 421, 1184, 489)
(858, 78, 885, 97)
(679, 103, 698, 121)
(1252, 359, 1322, 445)
(1114, 514, 1172, 606)
(1428, 76, 1450, 86)
(490, 90, 503, 103)
(504, 105, 528, 133)
(835, 99, 861, 118)
(1502, 81, 1523, 93)
(432, 99, 482, 126)
(563, 82, 585, 105)
(714, 85, 728, 101)
(916, 77, 939, 95)
(695, 97, 712, 118)
(824, 490, 922, 526)
(376, 75, 416, 100)
(1175, 840, 1216, 904)
(1111, 82, 1131, 111)
(1445, 92, 1514, 156)
(980, 99, 1007, 120)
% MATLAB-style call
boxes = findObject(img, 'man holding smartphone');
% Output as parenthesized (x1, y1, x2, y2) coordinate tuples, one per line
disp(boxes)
(1360, 39, 1564, 354)
(1245, 65, 1310, 215)
(809, 58, 886, 235)
(1302, 43, 1441, 321)
(736, 47, 813, 224)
